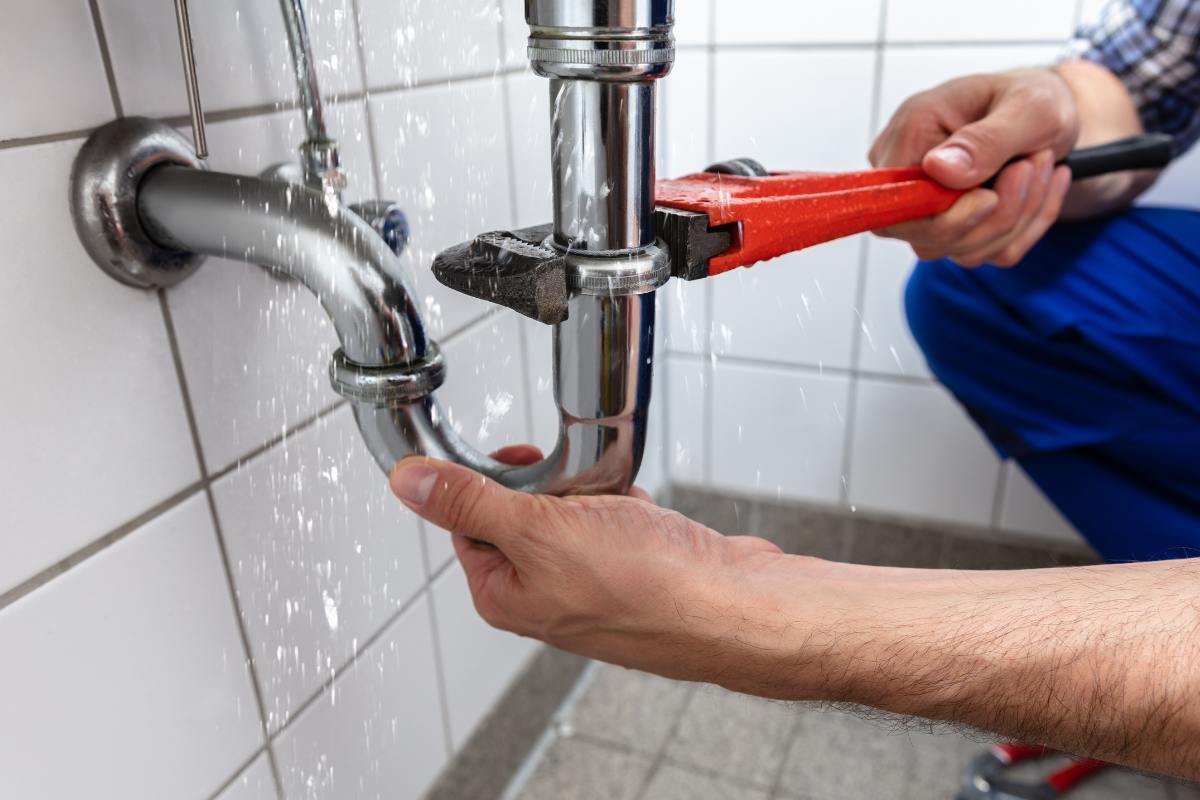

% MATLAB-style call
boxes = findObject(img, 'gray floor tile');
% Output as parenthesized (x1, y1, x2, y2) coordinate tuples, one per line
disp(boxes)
(752, 501, 851, 561)
(670, 487, 755, 534)
(518, 736, 653, 800)
(778, 707, 973, 800)
(941, 536, 1071, 570)
(643, 764, 769, 800)
(847, 518, 946, 568)
(665, 686, 798, 788)
(1169, 779, 1200, 799)
(1069, 767, 1173, 799)
(567, 665, 693, 755)
(428, 647, 588, 800)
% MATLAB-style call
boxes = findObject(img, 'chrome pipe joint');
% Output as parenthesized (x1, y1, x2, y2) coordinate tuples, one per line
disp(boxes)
(68, 0, 675, 497)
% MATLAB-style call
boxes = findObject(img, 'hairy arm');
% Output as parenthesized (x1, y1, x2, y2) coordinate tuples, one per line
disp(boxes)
(1054, 59, 1160, 218)
(783, 559, 1200, 778)
(390, 456, 1200, 781)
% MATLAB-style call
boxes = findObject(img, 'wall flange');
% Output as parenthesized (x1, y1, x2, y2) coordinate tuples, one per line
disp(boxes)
(70, 117, 207, 290)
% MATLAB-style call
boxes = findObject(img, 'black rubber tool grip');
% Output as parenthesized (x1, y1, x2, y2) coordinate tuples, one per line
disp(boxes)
(983, 133, 1175, 188)
(1061, 133, 1175, 180)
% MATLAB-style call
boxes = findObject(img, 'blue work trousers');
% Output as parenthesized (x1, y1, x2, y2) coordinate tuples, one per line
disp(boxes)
(906, 207, 1200, 562)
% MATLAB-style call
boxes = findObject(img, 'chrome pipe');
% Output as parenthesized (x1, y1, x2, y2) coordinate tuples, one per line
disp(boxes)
(550, 80, 656, 252)
(352, 292, 653, 493)
(279, 0, 327, 143)
(138, 165, 425, 366)
(135, 164, 651, 495)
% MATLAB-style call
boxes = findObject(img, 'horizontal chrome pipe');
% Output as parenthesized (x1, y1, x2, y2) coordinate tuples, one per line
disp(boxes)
(139, 165, 424, 367)
(136, 163, 651, 495)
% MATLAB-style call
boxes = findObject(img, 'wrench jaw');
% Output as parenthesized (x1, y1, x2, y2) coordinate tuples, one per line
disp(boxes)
(430, 211, 732, 323)
(431, 224, 569, 325)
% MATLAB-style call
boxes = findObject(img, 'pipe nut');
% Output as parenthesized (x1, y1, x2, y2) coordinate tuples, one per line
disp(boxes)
(565, 240, 671, 296)
(329, 345, 447, 405)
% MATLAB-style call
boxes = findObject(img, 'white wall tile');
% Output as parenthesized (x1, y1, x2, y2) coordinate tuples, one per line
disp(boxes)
(357, 0, 502, 89)
(665, 356, 710, 485)
(664, 278, 711, 356)
(500, 0, 529, 68)
(661, 50, 711, 178)
(507, 72, 554, 229)
(638, 293, 671, 498)
(712, 236, 862, 370)
(433, 563, 538, 748)
(372, 79, 515, 338)
(714, 50, 876, 172)
(422, 313, 532, 575)
(857, 236, 930, 378)
(714, 0, 881, 44)
(523, 317, 559, 456)
(876, 45, 1064, 137)
(168, 105, 376, 472)
(884, 0, 1077, 43)
(675, 0, 712, 45)
(711, 364, 850, 503)
(0, 496, 262, 799)
(213, 407, 427, 733)
(998, 462, 1083, 544)
(99, 0, 363, 118)
(0, 140, 198, 595)
(274, 596, 449, 800)
(0, 0, 113, 140)
(1077, 0, 1111, 25)
(438, 313, 531, 454)
(849, 379, 1001, 526)
(215, 754, 277, 800)
(1140, 143, 1200, 210)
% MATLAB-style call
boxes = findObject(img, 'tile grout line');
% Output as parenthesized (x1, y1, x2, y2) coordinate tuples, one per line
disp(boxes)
(499, 661, 603, 800)
(703, 38, 1070, 51)
(348, 0, 386, 199)
(85, 0, 124, 117)
(497, 6, 539, 452)
(268, 585, 433, 743)
(207, 400, 347, 485)
(204, 745, 272, 800)
(157, 291, 286, 799)
(837, 0, 890, 510)
(0, 479, 206, 613)
(424, 579, 459, 760)
(666, 348, 936, 387)
(702, 9, 717, 485)
(632, 683, 701, 800)
(0, 68, 528, 153)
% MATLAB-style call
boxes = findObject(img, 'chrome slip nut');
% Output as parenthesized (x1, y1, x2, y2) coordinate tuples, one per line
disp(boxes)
(329, 344, 447, 405)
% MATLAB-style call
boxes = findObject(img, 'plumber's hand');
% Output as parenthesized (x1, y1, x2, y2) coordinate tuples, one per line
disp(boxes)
(389, 451, 840, 696)
(870, 68, 1079, 267)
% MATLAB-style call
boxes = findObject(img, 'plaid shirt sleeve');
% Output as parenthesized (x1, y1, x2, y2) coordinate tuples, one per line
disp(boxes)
(1064, 0, 1200, 153)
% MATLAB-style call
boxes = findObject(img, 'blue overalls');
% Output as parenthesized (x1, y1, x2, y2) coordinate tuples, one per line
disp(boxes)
(906, 207, 1200, 562)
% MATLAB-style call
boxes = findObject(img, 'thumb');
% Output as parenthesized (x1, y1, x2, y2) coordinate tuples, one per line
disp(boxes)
(389, 456, 534, 547)
(923, 100, 1057, 189)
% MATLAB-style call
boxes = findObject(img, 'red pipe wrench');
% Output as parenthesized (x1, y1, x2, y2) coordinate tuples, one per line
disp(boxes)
(654, 134, 1173, 280)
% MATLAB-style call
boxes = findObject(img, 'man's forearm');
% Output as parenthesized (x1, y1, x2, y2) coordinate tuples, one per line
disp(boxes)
(773, 559, 1200, 779)
(1054, 59, 1162, 218)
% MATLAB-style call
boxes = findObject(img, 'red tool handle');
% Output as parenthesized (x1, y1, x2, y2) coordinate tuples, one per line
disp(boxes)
(656, 133, 1175, 277)
(1045, 759, 1107, 794)
(657, 167, 963, 275)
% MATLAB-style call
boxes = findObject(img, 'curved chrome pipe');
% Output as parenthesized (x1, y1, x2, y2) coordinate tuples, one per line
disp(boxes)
(136, 164, 652, 494)
(139, 166, 423, 367)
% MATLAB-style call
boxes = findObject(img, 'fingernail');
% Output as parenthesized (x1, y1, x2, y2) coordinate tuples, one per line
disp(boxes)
(392, 463, 438, 507)
(966, 194, 999, 226)
(930, 145, 973, 172)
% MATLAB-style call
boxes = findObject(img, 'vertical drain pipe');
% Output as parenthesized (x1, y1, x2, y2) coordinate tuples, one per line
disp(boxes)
(527, 0, 676, 493)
